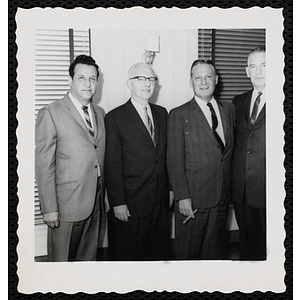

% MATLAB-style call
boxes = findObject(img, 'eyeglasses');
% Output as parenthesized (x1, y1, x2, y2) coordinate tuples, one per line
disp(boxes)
(130, 76, 157, 85)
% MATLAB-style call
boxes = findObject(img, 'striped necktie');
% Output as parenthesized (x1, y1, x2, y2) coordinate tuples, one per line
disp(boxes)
(250, 92, 262, 126)
(207, 102, 224, 153)
(82, 105, 95, 138)
(144, 107, 156, 146)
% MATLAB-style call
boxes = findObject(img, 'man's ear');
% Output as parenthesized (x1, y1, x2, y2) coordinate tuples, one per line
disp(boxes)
(68, 75, 72, 87)
(215, 75, 218, 85)
(245, 66, 250, 78)
(126, 79, 132, 91)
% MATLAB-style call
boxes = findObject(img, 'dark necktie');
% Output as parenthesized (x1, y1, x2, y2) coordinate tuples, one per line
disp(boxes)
(250, 92, 262, 126)
(82, 105, 95, 138)
(144, 107, 156, 146)
(207, 102, 224, 153)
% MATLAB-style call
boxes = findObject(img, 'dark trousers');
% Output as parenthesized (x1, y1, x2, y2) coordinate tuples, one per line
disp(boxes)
(108, 194, 168, 261)
(48, 177, 102, 262)
(175, 194, 228, 260)
(234, 195, 266, 260)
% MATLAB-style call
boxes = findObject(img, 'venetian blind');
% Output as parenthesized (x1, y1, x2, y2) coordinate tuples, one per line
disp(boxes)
(34, 29, 90, 225)
(213, 29, 265, 102)
(198, 29, 213, 61)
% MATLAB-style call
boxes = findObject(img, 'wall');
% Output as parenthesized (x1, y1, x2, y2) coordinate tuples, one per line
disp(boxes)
(91, 29, 198, 113)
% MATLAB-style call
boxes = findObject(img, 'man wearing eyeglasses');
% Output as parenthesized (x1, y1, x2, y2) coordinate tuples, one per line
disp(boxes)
(167, 60, 235, 259)
(105, 62, 169, 260)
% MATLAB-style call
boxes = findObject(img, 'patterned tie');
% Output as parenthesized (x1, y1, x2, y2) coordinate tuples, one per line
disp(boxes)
(82, 105, 95, 138)
(207, 102, 224, 153)
(144, 107, 156, 146)
(250, 92, 262, 126)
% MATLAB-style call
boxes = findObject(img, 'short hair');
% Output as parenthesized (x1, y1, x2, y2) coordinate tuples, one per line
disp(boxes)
(249, 46, 266, 55)
(248, 46, 266, 60)
(190, 59, 217, 77)
(69, 55, 100, 79)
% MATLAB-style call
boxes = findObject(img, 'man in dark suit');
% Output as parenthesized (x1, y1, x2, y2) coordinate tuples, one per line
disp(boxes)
(35, 55, 106, 261)
(167, 60, 235, 259)
(232, 47, 266, 260)
(105, 62, 169, 260)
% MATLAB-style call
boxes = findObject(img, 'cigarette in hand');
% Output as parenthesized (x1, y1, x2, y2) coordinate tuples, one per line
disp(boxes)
(183, 209, 198, 225)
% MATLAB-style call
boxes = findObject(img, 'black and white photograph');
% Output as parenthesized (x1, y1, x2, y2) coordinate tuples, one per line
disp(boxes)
(15, 7, 285, 294)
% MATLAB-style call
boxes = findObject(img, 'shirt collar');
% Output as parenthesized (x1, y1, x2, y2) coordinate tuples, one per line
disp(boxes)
(253, 87, 266, 97)
(194, 95, 216, 107)
(131, 98, 150, 110)
(69, 92, 91, 110)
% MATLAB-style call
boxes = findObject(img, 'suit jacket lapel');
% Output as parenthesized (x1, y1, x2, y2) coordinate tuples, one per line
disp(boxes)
(91, 103, 106, 145)
(190, 98, 217, 145)
(63, 94, 94, 142)
(253, 103, 265, 127)
(244, 90, 253, 129)
(90, 104, 99, 141)
(217, 100, 228, 142)
(150, 103, 160, 146)
(125, 100, 154, 144)
(63, 94, 87, 131)
(246, 90, 265, 129)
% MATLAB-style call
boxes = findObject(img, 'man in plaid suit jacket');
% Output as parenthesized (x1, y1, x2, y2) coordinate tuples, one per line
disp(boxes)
(167, 60, 235, 259)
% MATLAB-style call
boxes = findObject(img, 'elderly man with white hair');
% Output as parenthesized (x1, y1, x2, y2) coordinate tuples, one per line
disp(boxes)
(105, 63, 170, 260)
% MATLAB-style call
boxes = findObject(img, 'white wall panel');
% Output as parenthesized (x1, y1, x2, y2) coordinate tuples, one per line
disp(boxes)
(91, 29, 198, 113)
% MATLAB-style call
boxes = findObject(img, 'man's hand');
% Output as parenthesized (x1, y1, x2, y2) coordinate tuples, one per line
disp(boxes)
(179, 198, 195, 218)
(43, 211, 60, 228)
(113, 204, 131, 222)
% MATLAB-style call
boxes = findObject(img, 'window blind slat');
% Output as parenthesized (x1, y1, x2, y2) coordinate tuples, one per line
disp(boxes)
(213, 29, 265, 102)
(198, 29, 212, 60)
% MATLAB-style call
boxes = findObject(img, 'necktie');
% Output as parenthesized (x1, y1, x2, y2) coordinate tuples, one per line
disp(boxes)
(250, 92, 262, 126)
(82, 105, 95, 138)
(207, 102, 224, 153)
(144, 107, 156, 146)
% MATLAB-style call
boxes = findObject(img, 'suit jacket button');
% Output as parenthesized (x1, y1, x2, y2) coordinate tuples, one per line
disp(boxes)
(94, 165, 98, 169)
(94, 145, 97, 149)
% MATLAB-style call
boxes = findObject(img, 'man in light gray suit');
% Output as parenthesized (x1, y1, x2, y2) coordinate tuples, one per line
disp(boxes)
(35, 55, 106, 261)
(167, 60, 235, 259)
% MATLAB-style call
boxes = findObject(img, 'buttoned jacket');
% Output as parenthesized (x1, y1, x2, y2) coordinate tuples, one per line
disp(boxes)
(35, 94, 106, 222)
(167, 97, 235, 209)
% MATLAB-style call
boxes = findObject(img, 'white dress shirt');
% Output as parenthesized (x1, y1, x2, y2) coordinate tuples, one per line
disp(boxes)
(249, 88, 266, 118)
(68, 92, 95, 129)
(131, 99, 155, 129)
(195, 95, 225, 144)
